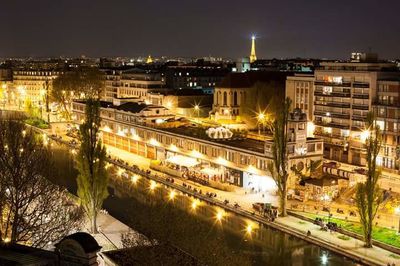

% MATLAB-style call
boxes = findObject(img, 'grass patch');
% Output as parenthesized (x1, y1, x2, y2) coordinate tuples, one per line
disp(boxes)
(298, 221, 306, 225)
(300, 212, 400, 248)
(337, 235, 351, 241)
(25, 118, 49, 129)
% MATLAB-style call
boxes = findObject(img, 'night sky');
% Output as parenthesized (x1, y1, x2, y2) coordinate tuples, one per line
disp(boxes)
(1, 0, 399, 59)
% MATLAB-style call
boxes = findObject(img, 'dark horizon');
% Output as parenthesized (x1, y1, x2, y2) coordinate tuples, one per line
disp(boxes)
(1, 0, 400, 60)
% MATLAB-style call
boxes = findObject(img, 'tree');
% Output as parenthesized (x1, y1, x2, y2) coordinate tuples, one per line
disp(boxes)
(267, 97, 291, 216)
(75, 98, 108, 233)
(355, 112, 383, 247)
(52, 67, 105, 120)
(24, 98, 38, 118)
(52, 71, 79, 120)
(0, 120, 82, 247)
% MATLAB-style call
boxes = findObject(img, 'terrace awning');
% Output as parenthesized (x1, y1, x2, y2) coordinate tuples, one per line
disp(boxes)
(166, 155, 199, 168)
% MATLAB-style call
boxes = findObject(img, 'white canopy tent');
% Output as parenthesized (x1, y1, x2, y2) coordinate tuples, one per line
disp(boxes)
(166, 155, 200, 168)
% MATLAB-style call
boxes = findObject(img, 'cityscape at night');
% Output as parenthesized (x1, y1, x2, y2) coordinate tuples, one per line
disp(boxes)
(1, 1, 400, 265)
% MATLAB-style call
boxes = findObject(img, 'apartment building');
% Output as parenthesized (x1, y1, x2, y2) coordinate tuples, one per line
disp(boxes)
(12, 70, 61, 107)
(286, 53, 400, 169)
(373, 79, 400, 171)
(72, 101, 323, 191)
(286, 74, 314, 122)
(102, 68, 165, 102)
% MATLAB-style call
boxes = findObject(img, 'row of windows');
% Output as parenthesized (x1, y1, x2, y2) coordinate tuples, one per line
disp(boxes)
(101, 119, 272, 172)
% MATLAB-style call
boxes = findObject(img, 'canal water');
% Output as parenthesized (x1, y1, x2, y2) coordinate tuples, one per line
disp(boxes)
(48, 142, 362, 266)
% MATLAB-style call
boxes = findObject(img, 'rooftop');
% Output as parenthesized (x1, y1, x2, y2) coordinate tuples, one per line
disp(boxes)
(0, 243, 57, 265)
(102, 243, 202, 266)
(57, 232, 102, 253)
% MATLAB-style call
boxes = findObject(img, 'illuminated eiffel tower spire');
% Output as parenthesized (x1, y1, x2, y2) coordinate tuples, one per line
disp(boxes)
(249, 35, 257, 63)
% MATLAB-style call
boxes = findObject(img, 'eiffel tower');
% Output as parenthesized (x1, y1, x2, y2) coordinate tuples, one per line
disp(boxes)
(249, 35, 257, 63)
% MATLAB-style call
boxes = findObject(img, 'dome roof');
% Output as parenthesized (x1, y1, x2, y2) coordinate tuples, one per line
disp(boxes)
(59, 232, 101, 253)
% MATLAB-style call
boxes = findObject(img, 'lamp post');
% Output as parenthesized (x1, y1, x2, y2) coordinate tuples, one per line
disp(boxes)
(257, 112, 265, 134)
(194, 105, 200, 120)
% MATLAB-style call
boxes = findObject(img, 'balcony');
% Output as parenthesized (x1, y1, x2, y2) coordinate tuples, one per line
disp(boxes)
(314, 120, 350, 129)
(352, 115, 366, 121)
(315, 102, 351, 108)
(353, 82, 370, 88)
(315, 81, 351, 87)
(352, 104, 369, 110)
(314, 111, 350, 119)
(314, 91, 351, 97)
(352, 93, 369, 99)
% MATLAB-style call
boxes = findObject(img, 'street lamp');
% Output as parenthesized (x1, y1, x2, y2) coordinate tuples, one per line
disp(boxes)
(257, 112, 266, 134)
(194, 104, 200, 119)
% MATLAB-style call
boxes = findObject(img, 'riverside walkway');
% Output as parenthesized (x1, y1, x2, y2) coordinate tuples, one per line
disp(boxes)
(36, 125, 400, 266)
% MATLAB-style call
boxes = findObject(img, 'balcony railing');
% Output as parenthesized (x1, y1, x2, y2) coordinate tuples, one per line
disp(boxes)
(314, 120, 350, 129)
(314, 111, 350, 119)
(351, 115, 366, 121)
(352, 93, 369, 99)
(353, 82, 370, 88)
(315, 81, 351, 87)
(314, 91, 351, 97)
(315, 102, 351, 108)
(352, 104, 369, 110)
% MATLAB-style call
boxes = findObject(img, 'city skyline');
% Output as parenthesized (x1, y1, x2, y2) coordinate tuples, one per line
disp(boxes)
(1, 0, 400, 59)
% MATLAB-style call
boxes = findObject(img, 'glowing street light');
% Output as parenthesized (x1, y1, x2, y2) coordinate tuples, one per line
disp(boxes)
(168, 190, 176, 200)
(194, 104, 200, 119)
(216, 209, 225, 222)
(131, 175, 139, 184)
(256, 111, 268, 134)
(191, 199, 200, 210)
(117, 168, 124, 176)
(246, 224, 253, 235)
(149, 180, 157, 191)
(321, 254, 328, 264)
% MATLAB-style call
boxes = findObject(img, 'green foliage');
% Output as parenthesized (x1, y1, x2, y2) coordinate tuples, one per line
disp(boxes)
(303, 213, 400, 248)
(355, 112, 383, 247)
(24, 118, 49, 129)
(267, 97, 291, 216)
(24, 98, 39, 118)
(75, 99, 108, 233)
